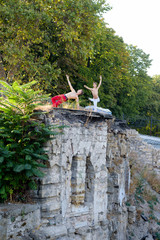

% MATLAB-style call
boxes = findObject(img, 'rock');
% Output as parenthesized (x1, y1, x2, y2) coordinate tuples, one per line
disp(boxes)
(29, 230, 47, 240)
(128, 206, 136, 224)
(21, 235, 32, 240)
(128, 206, 136, 212)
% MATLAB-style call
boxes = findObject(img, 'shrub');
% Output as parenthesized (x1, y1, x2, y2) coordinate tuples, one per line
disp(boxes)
(0, 80, 60, 201)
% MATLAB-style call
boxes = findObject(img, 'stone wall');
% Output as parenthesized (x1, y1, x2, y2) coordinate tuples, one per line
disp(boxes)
(0, 204, 40, 240)
(127, 129, 160, 173)
(106, 122, 130, 240)
(34, 109, 131, 240)
(37, 109, 111, 239)
(1, 108, 160, 240)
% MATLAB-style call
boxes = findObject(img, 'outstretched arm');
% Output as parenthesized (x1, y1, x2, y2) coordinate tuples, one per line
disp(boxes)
(66, 74, 74, 92)
(97, 75, 102, 89)
(84, 85, 92, 91)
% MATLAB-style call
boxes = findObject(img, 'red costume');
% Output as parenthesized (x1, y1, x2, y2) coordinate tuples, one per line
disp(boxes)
(51, 94, 68, 107)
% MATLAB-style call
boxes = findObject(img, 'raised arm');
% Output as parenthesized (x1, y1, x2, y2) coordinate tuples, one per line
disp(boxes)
(84, 85, 92, 91)
(97, 75, 102, 89)
(66, 74, 74, 92)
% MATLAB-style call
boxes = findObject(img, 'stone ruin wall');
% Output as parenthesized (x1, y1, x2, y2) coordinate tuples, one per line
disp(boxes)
(127, 129, 160, 174)
(0, 109, 160, 240)
(38, 109, 111, 239)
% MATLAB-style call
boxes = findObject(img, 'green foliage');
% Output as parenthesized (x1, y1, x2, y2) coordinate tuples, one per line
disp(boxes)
(0, 0, 110, 92)
(126, 115, 160, 137)
(135, 176, 145, 204)
(0, 80, 49, 115)
(126, 45, 152, 115)
(0, 0, 157, 122)
(0, 80, 60, 201)
(131, 75, 160, 136)
(80, 27, 132, 114)
(143, 75, 160, 117)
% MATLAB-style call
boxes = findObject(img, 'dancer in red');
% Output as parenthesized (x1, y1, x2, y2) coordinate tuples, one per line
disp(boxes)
(51, 94, 68, 107)
(52, 75, 83, 109)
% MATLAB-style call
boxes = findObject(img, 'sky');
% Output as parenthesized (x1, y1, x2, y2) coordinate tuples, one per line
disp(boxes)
(104, 0, 160, 77)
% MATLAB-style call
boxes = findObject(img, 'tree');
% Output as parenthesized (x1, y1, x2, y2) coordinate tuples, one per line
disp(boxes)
(143, 75, 160, 117)
(126, 45, 152, 116)
(0, 0, 110, 93)
(77, 26, 134, 116)
(0, 0, 154, 119)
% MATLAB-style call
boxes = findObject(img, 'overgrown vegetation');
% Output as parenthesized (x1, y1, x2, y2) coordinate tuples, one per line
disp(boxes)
(128, 164, 160, 230)
(143, 169, 160, 194)
(129, 166, 160, 205)
(0, 80, 61, 202)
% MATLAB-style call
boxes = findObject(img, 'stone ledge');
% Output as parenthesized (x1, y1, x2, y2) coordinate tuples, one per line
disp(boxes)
(0, 203, 40, 218)
(42, 225, 67, 238)
(42, 108, 113, 124)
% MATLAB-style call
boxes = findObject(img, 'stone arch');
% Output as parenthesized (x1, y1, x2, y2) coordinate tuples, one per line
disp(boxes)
(84, 156, 95, 205)
(71, 155, 86, 205)
(71, 156, 78, 205)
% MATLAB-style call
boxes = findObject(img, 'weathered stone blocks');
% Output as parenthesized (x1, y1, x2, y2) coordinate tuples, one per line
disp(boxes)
(3, 109, 158, 239)
(0, 204, 40, 240)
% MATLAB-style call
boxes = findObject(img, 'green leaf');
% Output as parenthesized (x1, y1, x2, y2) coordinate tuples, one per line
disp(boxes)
(0, 81, 12, 90)
(36, 163, 47, 168)
(0, 157, 4, 163)
(32, 153, 48, 161)
(22, 138, 31, 142)
(28, 180, 37, 190)
(8, 143, 19, 149)
(24, 164, 31, 170)
(26, 170, 33, 178)
(13, 165, 25, 172)
(11, 130, 22, 134)
(0, 186, 5, 194)
(25, 155, 32, 161)
(32, 168, 45, 177)
(6, 162, 14, 168)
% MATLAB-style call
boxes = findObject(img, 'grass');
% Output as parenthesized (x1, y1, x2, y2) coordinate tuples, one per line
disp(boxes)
(143, 169, 160, 194)
(35, 103, 53, 111)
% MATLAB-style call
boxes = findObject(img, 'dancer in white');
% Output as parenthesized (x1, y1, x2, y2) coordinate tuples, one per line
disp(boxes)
(84, 75, 102, 111)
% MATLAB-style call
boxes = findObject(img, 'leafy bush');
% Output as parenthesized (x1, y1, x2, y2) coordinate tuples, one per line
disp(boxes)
(0, 80, 59, 201)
